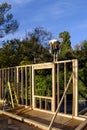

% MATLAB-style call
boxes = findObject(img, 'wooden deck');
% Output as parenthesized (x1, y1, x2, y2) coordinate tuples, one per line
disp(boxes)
(0, 114, 42, 130)
(0, 106, 85, 130)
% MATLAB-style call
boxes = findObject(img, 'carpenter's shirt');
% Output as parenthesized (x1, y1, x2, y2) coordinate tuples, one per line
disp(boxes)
(49, 39, 58, 44)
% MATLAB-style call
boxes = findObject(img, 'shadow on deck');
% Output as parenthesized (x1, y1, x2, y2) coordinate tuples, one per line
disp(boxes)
(0, 106, 85, 130)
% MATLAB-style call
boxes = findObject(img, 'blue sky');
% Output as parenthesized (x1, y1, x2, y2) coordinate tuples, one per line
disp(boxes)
(0, 0, 87, 48)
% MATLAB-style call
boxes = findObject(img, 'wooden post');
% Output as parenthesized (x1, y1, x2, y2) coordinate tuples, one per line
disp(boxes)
(48, 73, 73, 130)
(4, 69, 6, 84)
(72, 59, 78, 116)
(7, 68, 10, 82)
(52, 64, 56, 112)
(16, 67, 19, 103)
(21, 67, 24, 105)
(2, 69, 4, 98)
(64, 62, 67, 114)
(11, 68, 13, 81)
(14, 68, 17, 90)
(0, 70, 1, 99)
(57, 64, 60, 106)
(25, 67, 28, 106)
(32, 66, 34, 109)
(29, 66, 32, 106)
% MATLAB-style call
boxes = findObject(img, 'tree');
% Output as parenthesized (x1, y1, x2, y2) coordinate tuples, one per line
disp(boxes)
(0, 2, 19, 38)
(0, 39, 21, 67)
(0, 35, 52, 67)
(74, 40, 87, 67)
(20, 36, 52, 65)
(81, 40, 87, 50)
(27, 27, 52, 47)
(74, 40, 87, 99)
(59, 31, 73, 60)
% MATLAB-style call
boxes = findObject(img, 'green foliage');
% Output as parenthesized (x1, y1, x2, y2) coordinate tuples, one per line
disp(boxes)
(58, 64, 73, 95)
(0, 3, 86, 101)
(0, 2, 19, 38)
(78, 68, 87, 99)
(74, 40, 87, 99)
(0, 28, 52, 67)
(35, 69, 52, 96)
(59, 31, 74, 60)
(0, 27, 87, 100)
(81, 40, 87, 50)
(0, 39, 21, 67)
(27, 27, 52, 47)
